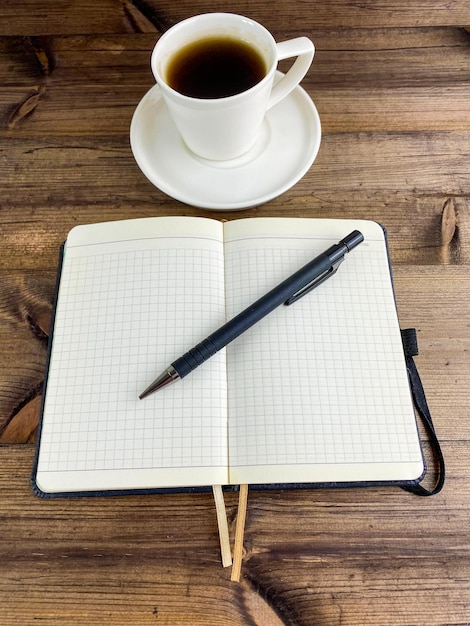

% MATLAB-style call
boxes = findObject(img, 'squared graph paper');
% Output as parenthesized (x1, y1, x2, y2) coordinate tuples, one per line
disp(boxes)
(222, 219, 423, 485)
(35, 217, 424, 493)
(37, 221, 229, 492)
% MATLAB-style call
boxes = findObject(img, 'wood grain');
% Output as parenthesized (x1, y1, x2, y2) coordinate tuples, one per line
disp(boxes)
(1, 28, 468, 275)
(2, 29, 469, 137)
(0, 0, 469, 623)
(1, 443, 469, 625)
(0, 271, 54, 434)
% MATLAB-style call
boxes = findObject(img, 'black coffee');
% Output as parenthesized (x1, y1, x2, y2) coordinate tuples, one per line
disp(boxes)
(166, 36, 267, 99)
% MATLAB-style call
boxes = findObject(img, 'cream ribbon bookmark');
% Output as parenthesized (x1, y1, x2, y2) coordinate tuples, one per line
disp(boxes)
(231, 484, 249, 582)
(212, 485, 232, 567)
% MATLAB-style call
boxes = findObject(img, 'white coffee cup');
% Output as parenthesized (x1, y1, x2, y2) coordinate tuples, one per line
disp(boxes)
(151, 13, 315, 161)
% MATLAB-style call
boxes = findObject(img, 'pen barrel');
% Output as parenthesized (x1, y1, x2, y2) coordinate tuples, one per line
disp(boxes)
(173, 251, 335, 379)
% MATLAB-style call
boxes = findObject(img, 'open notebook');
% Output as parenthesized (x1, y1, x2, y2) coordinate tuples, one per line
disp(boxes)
(32, 217, 424, 496)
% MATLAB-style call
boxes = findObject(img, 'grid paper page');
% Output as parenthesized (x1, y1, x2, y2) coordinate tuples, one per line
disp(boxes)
(223, 219, 424, 486)
(36, 218, 229, 493)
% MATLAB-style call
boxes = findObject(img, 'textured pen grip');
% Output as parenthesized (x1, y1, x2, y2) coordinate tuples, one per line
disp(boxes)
(172, 337, 219, 378)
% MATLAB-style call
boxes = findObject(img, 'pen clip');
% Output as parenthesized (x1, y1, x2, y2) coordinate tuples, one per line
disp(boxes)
(284, 258, 344, 306)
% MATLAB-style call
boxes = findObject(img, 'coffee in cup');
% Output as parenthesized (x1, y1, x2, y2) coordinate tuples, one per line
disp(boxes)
(166, 36, 267, 99)
(151, 13, 314, 161)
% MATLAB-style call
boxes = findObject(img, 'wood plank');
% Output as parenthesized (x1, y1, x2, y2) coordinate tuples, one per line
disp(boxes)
(312, 131, 469, 195)
(1, 0, 469, 35)
(303, 25, 470, 50)
(316, 86, 470, 132)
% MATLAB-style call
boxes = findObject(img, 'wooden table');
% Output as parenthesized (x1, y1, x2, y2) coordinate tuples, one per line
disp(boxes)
(1, 1, 469, 624)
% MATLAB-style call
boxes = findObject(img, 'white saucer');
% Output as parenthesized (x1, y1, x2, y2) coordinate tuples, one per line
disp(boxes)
(130, 72, 321, 210)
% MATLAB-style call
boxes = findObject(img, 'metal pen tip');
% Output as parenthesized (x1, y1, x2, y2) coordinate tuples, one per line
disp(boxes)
(139, 365, 180, 399)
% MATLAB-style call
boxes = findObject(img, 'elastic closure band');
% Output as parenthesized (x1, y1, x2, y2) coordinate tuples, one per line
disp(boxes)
(400, 328, 445, 496)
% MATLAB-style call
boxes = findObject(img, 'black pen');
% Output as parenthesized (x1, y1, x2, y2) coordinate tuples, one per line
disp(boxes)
(139, 230, 364, 398)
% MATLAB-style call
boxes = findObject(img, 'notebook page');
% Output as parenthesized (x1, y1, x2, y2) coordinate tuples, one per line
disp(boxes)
(223, 218, 424, 485)
(35, 217, 229, 493)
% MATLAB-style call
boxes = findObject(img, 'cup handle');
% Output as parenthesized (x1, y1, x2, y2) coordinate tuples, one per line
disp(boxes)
(267, 37, 315, 110)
